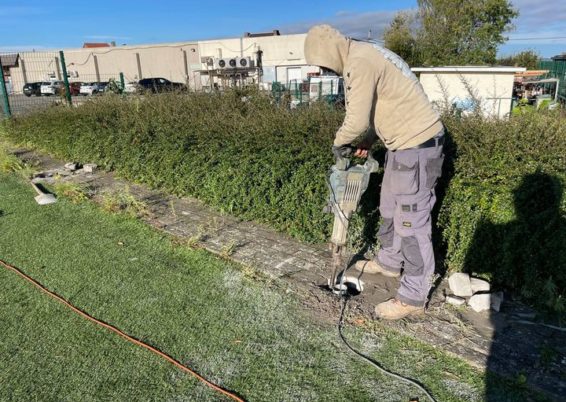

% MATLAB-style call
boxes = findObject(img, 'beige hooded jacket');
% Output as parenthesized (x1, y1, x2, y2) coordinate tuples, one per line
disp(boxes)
(304, 25, 443, 150)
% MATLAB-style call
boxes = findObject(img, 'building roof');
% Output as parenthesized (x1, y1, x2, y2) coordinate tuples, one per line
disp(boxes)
(82, 42, 111, 48)
(551, 53, 566, 61)
(0, 53, 19, 68)
(412, 66, 526, 73)
(244, 30, 280, 38)
(514, 70, 549, 77)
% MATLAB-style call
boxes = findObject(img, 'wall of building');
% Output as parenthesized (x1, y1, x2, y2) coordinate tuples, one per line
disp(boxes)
(414, 68, 524, 118)
(8, 33, 316, 93)
(197, 33, 317, 87)
(9, 42, 201, 93)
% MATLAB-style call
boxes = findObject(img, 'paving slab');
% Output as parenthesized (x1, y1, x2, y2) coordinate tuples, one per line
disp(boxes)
(12, 148, 565, 400)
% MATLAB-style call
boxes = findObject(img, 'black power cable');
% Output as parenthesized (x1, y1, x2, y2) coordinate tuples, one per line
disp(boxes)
(336, 293, 437, 402)
(326, 155, 436, 402)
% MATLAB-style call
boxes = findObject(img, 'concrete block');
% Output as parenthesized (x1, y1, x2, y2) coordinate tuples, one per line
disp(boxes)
(491, 291, 504, 312)
(468, 294, 491, 312)
(83, 163, 98, 173)
(64, 162, 78, 171)
(471, 277, 490, 293)
(446, 295, 466, 306)
(448, 272, 473, 297)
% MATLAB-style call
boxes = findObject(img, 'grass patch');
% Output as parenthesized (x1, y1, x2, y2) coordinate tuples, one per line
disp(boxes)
(0, 172, 547, 401)
(0, 140, 25, 173)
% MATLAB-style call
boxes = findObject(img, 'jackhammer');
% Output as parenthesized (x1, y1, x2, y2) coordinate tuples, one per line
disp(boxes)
(325, 145, 379, 293)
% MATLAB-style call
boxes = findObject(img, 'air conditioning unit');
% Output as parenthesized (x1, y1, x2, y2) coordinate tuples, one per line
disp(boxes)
(214, 58, 225, 69)
(237, 56, 253, 68)
(216, 57, 237, 69)
(227, 58, 237, 68)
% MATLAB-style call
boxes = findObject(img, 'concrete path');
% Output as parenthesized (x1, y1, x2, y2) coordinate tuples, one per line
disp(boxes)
(14, 149, 565, 400)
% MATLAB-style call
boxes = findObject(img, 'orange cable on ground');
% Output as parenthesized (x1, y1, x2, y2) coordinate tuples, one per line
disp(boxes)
(0, 259, 245, 402)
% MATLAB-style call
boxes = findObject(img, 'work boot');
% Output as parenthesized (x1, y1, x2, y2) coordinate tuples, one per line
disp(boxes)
(353, 259, 400, 278)
(375, 298, 424, 320)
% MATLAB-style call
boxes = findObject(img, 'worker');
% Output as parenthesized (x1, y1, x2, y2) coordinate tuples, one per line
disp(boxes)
(305, 25, 444, 320)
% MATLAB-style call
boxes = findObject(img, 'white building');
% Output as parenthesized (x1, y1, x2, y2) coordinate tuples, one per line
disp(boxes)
(7, 31, 318, 93)
(412, 66, 526, 118)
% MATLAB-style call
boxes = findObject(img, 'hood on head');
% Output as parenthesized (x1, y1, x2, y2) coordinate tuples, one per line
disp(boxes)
(304, 25, 349, 75)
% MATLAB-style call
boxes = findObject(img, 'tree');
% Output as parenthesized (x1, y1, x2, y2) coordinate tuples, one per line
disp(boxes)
(383, 12, 421, 67)
(497, 50, 540, 70)
(383, 0, 518, 66)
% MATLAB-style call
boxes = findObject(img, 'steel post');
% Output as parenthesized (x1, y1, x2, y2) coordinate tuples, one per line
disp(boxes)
(120, 72, 125, 94)
(0, 57, 11, 118)
(59, 51, 72, 105)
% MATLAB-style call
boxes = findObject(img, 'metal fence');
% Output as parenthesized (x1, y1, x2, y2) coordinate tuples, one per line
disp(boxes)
(1, 49, 345, 118)
(0, 51, 127, 118)
(538, 59, 566, 102)
(271, 78, 344, 108)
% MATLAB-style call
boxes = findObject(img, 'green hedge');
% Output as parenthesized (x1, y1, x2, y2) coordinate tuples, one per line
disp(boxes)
(2, 92, 565, 312)
(439, 112, 566, 313)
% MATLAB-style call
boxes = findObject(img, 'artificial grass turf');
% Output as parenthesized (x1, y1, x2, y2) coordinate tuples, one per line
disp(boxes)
(0, 173, 546, 401)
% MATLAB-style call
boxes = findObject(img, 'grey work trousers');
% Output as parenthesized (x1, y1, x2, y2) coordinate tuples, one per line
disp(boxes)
(375, 131, 445, 307)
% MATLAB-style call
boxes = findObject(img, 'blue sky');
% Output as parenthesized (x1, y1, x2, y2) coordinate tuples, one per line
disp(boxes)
(1, 0, 564, 58)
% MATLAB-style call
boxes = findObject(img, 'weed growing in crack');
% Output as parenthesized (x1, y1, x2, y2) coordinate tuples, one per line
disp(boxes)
(53, 180, 89, 204)
(101, 187, 149, 218)
(220, 240, 238, 258)
(186, 225, 207, 248)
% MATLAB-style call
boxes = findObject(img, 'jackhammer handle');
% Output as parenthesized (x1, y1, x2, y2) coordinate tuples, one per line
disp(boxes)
(332, 145, 354, 159)
(332, 145, 354, 170)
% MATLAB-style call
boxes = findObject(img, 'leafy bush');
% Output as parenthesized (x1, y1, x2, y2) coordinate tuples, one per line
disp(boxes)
(2, 91, 565, 312)
(440, 111, 566, 313)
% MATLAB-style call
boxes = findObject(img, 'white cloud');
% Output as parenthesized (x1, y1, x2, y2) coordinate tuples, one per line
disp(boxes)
(508, 0, 566, 44)
(281, 10, 401, 40)
(279, 1, 565, 56)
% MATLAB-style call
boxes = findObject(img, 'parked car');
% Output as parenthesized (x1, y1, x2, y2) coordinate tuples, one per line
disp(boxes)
(137, 78, 186, 93)
(23, 82, 42, 97)
(40, 81, 64, 96)
(123, 81, 138, 94)
(80, 82, 106, 96)
(69, 82, 82, 96)
(97, 82, 109, 93)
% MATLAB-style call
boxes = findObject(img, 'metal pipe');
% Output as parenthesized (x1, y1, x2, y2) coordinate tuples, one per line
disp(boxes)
(120, 72, 125, 94)
(59, 51, 72, 105)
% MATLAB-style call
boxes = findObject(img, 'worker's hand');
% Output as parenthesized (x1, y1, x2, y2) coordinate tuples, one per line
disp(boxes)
(354, 138, 373, 158)
(354, 147, 369, 158)
(354, 131, 377, 159)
